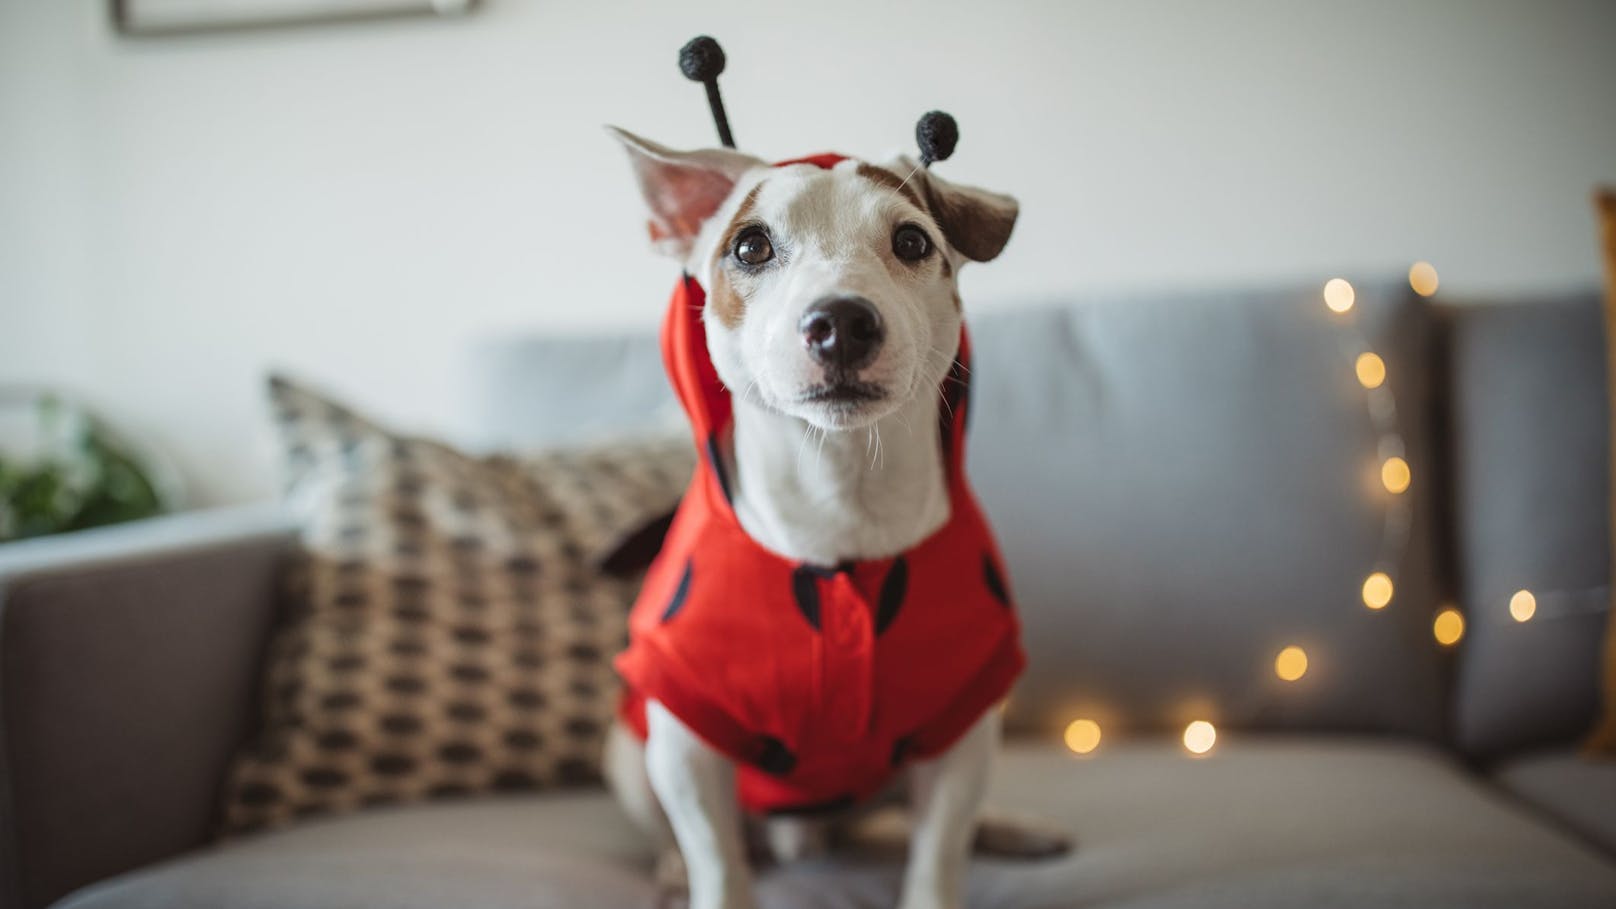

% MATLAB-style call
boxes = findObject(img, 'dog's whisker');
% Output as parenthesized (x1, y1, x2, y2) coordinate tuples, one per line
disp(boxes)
(892, 408, 916, 438)
(927, 345, 972, 376)
(795, 408, 816, 472)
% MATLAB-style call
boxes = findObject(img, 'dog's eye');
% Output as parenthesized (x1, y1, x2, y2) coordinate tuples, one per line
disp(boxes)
(733, 228, 774, 267)
(892, 224, 932, 262)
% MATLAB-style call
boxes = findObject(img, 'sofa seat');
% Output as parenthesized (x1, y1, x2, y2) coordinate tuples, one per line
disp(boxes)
(1494, 748, 1616, 857)
(56, 738, 1616, 909)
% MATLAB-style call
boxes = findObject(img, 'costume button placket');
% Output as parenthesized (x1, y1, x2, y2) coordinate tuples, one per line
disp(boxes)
(818, 573, 875, 743)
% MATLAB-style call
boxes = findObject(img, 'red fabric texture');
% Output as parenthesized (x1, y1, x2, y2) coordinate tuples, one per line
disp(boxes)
(615, 155, 1024, 815)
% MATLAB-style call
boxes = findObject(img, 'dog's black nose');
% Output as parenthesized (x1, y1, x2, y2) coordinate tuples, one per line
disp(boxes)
(800, 296, 884, 371)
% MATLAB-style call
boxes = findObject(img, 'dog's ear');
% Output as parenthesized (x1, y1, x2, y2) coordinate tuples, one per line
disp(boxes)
(907, 160, 1019, 263)
(607, 126, 764, 259)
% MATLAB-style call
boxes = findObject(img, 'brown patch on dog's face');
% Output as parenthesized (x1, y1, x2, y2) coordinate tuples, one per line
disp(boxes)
(707, 183, 766, 329)
(854, 163, 927, 214)
(708, 267, 746, 330)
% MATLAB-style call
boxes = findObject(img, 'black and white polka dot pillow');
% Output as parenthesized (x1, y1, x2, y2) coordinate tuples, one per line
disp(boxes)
(220, 376, 691, 833)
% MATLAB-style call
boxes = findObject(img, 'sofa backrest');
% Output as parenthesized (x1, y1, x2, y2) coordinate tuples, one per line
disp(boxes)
(964, 283, 1449, 739)
(1439, 292, 1611, 761)
(472, 277, 1460, 742)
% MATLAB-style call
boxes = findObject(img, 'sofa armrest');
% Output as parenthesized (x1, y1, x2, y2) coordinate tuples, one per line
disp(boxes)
(0, 505, 298, 909)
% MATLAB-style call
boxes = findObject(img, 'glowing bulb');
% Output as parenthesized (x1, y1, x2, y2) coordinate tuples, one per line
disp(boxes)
(1274, 646, 1309, 681)
(1362, 572, 1394, 610)
(1063, 719, 1102, 755)
(1409, 261, 1440, 297)
(1355, 352, 1386, 389)
(1381, 457, 1411, 494)
(1183, 720, 1217, 755)
(1323, 278, 1356, 313)
(1509, 589, 1537, 622)
(1433, 607, 1465, 646)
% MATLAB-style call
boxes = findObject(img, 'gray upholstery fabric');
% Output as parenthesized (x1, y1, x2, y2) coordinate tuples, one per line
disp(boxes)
(968, 284, 1446, 739)
(1441, 293, 1613, 760)
(468, 331, 681, 451)
(1494, 748, 1616, 857)
(0, 506, 298, 909)
(54, 790, 657, 909)
(472, 283, 1450, 739)
(57, 739, 1616, 909)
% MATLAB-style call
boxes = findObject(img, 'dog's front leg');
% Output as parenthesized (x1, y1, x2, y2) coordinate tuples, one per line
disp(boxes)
(644, 700, 757, 909)
(898, 710, 999, 909)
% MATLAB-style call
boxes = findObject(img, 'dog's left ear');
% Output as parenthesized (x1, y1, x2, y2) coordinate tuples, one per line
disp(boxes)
(607, 126, 764, 259)
(913, 164, 1019, 263)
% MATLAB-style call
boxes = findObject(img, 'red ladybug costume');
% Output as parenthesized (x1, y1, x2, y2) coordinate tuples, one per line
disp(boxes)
(616, 154, 1024, 816)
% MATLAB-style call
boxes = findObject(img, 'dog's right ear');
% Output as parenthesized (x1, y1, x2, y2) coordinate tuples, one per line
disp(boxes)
(607, 126, 764, 259)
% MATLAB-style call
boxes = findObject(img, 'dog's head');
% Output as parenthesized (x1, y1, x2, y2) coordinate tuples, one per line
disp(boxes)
(610, 128, 1018, 431)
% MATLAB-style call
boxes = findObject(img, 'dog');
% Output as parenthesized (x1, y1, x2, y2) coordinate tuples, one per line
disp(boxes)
(602, 127, 1060, 909)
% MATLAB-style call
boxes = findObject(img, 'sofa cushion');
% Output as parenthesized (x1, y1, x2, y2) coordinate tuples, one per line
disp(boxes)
(969, 282, 1447, 738)
(221, 378, 693, 832)
(1442, 293, 1613, 760)
(471, 281, 1451, 741)
(57, 738, 1616, 909)
(1493, 748, 1616, 857)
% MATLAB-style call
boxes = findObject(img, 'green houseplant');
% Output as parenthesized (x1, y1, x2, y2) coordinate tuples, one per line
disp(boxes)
(0, 392, 169, 542)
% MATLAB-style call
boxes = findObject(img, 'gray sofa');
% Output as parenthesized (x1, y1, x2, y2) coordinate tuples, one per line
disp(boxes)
(3, 281, 1615, 908)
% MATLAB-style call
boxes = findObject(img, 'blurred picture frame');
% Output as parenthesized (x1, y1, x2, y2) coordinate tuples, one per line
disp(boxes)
(112, 0, 478, 37)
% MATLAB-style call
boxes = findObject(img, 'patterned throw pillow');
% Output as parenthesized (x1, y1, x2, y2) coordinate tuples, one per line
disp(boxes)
(221, 377, 692, 832)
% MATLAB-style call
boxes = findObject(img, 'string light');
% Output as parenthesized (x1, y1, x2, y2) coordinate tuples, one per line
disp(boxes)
(1323, 278, 1356, 313)
(1362, 572, 1394, 610)
(1433, 607, 1464, 646)
(1509, 589, 1537, 622)
(1063, 719, 1102, 755)
(1183, 720, 1217, 755)
(1380, 456, 1411, 494)
(1059, 273, 1434, 757)
(1274, 646, 1309, 681)
(1355, 352, 1386, 388)
(1408, 262, 1439, 297)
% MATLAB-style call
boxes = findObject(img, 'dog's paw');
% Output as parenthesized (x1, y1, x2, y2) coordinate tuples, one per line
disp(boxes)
(653, 848, 689, 909)
(972, 812, 1074, 860)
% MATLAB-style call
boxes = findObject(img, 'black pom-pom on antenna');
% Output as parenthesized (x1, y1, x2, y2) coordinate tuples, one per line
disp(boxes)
(679, 36, 735, 149)
(915, 111, 959, 168)
(679, 36, 727, 82)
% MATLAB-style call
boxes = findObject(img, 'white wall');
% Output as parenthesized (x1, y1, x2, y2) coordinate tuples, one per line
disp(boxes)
(3, 0, 1614, 506)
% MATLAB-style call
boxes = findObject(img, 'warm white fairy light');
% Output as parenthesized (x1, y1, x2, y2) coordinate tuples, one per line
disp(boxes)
(1274, 646, 1309, 681)
(1355, 352, 1386, 388)
(1183, 721, 1217, 755)
(1409, 262, 1439, 297)
(1433, 607, 1464, 646)
(1323, 278, 1356, 313)
(1509, 589, 1537, 622)
(1063, 719, 1102, 755)
(1380, 456, 1411, 494)
(1362, 571, 1394, 610)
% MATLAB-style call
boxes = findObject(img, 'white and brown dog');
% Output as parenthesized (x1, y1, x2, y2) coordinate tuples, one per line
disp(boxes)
(602, 125, 1061, 909)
